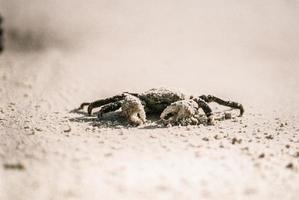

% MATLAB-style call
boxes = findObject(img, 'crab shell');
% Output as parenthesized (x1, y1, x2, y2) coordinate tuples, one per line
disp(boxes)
(140, 88, 186, 114)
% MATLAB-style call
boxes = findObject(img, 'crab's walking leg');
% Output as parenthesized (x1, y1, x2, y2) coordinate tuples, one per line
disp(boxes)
(97, 101, 122, 118)
(78, 102, 90, 110)
(79, 94, 125, 115)
(199, 95, 244, 116)
(194, 98, 213, 117)
(193, 98, 214, 125)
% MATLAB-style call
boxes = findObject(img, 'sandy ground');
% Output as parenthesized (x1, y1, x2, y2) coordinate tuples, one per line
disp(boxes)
(1, 0, 299, 199)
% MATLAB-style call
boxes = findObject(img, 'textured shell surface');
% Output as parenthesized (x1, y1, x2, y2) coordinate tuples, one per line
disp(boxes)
(140, 88, 186, 113)
(141, 88, 186, 105)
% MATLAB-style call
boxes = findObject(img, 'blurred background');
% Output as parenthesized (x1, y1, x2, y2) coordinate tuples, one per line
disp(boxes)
(0, 0, 298, 111)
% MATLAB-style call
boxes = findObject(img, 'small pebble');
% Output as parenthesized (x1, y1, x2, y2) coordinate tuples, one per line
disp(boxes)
(224, 113, 232, 119)
(35, 127, 42, 132)
(104, 153, 113, 157)
(265, 135, 274, 140)
(286, 163, 294, 169)
(3, 163, 25, 170)
(258, 153, 265, 158)
(63, 125, 72, 133)
(232, 138, 242, 145)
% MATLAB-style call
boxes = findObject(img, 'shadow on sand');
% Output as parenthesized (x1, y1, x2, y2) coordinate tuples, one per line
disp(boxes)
(69, 109, 166, 129)
(69, 107, 237, 129)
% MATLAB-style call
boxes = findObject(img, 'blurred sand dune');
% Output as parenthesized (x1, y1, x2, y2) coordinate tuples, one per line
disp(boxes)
(1, 0, 298, 107)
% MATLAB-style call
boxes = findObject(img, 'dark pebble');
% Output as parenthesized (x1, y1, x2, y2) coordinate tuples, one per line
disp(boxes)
(3, 163, 25, 170)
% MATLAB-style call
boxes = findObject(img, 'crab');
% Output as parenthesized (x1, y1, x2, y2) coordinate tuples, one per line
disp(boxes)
(78, 88, 244, 126)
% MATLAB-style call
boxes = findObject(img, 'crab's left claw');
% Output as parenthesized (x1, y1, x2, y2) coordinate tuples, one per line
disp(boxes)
(160, 106, 177, 122)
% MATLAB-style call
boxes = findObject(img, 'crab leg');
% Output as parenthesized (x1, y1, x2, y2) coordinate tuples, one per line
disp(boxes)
(97, 101, 122, 118)
(194, 98, 213, 117)
(79, 94, 125, 115)
(193, 98, 215, 125)
(199, 95, 244, 116)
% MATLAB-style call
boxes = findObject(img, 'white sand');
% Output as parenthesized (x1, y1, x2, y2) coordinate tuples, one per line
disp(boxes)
(0, 0, 299, 199)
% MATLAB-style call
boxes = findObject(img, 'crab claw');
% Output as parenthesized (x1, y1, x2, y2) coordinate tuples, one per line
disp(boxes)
(121, 94, 146, 126)
(160, 99, 199, 126)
